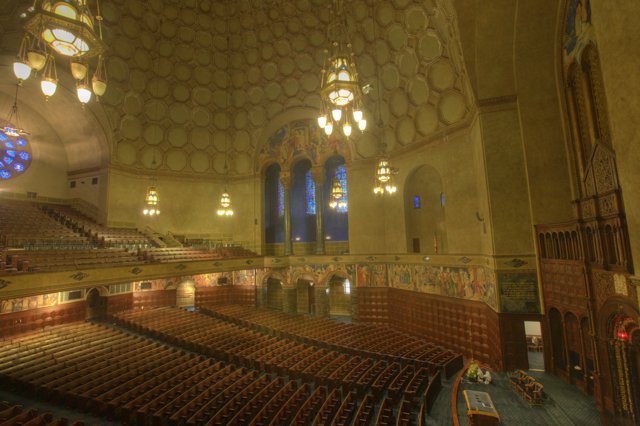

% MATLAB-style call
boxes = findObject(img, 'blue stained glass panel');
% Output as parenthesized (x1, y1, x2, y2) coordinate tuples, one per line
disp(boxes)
(277, 178, 284, 216)
(306, 170, 316, 214)
(5, 141, 14, 148)
(16, 138, 27, 147)
(440, 192, 445, 207)
(18, 151, 30, 161)
(413, 195, 421, 209)
(0, 170, 11, 179)
(3, 156, 13, 164)
(13, 163, 24, 172)
(6, 150, 16, 157)
(0, 132, 7, 141)
(336, 165, 348, 213)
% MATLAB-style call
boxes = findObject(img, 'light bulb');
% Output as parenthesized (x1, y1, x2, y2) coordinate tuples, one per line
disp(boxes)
(13, 61, 32, 81)
(41, 78, 58, 98)
(324, 122, 334, 136)
(77, 84, 92, 104)
(331, 108, 342, 121)
(343, 122, 352, 137)
(358, 119, 367, 131)
(353, 110, 363, 122)
(317, 115, 327, 129)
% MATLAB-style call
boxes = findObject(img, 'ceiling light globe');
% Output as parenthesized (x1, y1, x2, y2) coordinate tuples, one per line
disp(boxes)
(343, 122, 352, 137)
(27, 50, 47, 71)
(317, 115, 327, 129)
(13, 61, 32, 81)
(92, 76, 107, 97)
(41, 78, 58, 97)
(324, 122, 334, 136)
(76, 84, 92, 104)
(331, 109, 342, 122)
(353, 110, 363, 122)
(358, 119, 367, 131)
(70, 60, 88, 80)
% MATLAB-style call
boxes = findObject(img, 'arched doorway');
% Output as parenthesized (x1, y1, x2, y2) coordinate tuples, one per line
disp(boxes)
(86, 287, 107, 320)
(266, 277, 284, 311)
(607, 314, 640, 422)
(404, 164, 446, 254)
(328, 275, 352, 317)
(176, 280, 195, 308)
(296, 278, 315, 315)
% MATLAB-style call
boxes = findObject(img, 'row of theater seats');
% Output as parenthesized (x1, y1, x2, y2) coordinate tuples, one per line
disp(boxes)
(1, 248, 140, 273)
(0, 320, 429, 425)
(40, 205, 153, 248)
(0, 401, 83, 426)
(201, 305, 462, 373)
(138, 247, 258, 263)
(0, 201, 88, 249)
(110, 308, 439, 402)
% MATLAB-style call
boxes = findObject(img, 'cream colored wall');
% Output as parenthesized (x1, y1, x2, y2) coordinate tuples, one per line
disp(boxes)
(347, 127, 487, 256)
(106, 168, 258, 248)
(589, 2, 640, 270)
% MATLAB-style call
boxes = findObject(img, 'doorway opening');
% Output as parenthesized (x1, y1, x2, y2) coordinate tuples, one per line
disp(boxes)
(525, 320, 545, 371)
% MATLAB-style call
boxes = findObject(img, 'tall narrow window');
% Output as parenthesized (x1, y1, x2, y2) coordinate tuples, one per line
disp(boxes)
(277, 178, 284, 216)
(306, 170, 316, 215)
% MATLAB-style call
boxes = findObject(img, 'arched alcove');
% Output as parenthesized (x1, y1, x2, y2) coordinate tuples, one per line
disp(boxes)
(296, 278, 315, 315)
(266, 277, 284, 311)
(85, 287, 108, 320)
(176, 280, 195, 308)
(327, 274, 352, 317)
(404, 164, 446, 254)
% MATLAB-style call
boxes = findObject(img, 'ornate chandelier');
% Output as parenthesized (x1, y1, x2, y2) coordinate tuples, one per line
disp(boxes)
(142, 158, 160, 216)
(216, 190, 234, 216)
(142, 186, 160, 216)
(371, 2, 398, 196)
(317, 0, 366, 137)
(329, 176, 346, 209)
(0, 84, 29, 137)
(373, 157, 398, 195)
(15, 0, 108, 104)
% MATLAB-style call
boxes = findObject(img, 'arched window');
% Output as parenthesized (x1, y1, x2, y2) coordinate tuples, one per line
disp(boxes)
(292, 159, 316, 242)
(323, 156, 348, 242)
(306, 170, 316, 215)
(264, 163, 284, 246)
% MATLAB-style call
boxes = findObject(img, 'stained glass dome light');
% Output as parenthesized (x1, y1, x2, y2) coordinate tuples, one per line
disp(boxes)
(0, 131, 32, 180)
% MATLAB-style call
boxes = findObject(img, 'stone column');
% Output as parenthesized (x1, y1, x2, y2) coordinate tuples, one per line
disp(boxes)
(311, 166, 326, 255)
(281, 172, 293, 256)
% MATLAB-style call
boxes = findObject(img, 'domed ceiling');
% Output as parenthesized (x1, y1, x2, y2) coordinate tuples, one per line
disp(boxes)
(1, 0, 472, 177)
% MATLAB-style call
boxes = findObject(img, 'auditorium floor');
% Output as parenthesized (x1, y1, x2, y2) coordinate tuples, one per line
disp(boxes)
(428, 370, 602, 425)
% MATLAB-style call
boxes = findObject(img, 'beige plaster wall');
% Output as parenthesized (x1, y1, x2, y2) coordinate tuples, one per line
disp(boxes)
(589, 2, 640, 270)
(106, 168, 258, 248)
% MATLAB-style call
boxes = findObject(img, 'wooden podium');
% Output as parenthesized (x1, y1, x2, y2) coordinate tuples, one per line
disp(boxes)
(463, 390, 500, 426)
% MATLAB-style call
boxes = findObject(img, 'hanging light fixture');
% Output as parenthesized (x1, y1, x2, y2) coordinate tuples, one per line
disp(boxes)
(317, 0, 366, 138)
(17, 0, 108, 103)
(142, 157, 160, 216)
(371, 2, 398, 196)
(40, 54, 58, 99)
(373, 157, 397, 195)
(329, 175, 346, 210)
(217, 30, 234, 217)
(1, 84, 29, 137)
